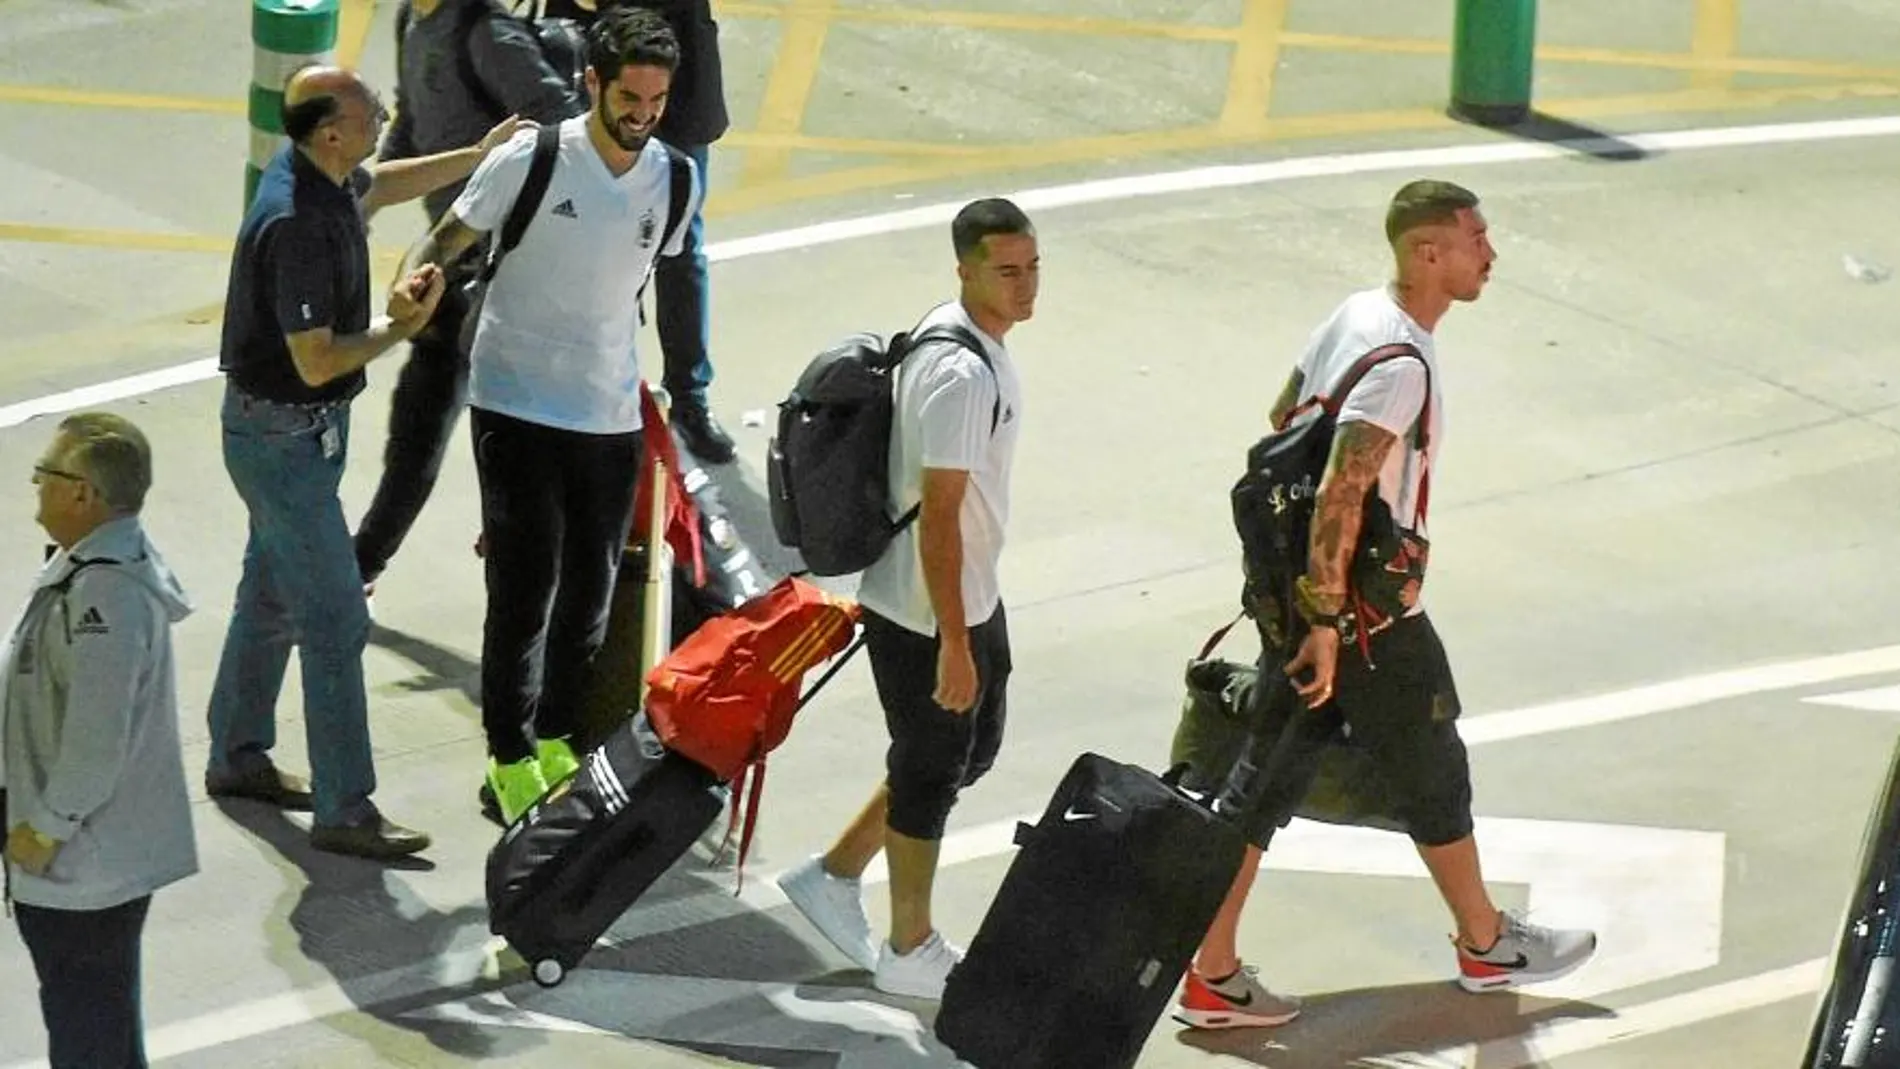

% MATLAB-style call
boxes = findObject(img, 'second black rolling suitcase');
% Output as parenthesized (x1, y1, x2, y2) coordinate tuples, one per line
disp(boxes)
(485, 714, 725, 986)
(935, 752, 1248, 1069)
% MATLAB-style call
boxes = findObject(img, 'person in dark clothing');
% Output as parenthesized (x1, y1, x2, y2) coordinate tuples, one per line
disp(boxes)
(540, 0, 735, 463)
(206, 65, 521, 860)
(353, 0, 589, 595)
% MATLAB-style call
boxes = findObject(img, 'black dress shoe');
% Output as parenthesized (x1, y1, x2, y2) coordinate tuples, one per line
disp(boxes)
(310, 815, 432, 860)
(206, 763, 314, 811)
(673, 402, 736, 464)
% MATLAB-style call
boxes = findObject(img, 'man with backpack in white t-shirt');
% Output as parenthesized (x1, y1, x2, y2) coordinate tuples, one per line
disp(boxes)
(1176, 180, 1599, 1029)
(775, 199, 1038, 1000)
(390, 6, 702, 824)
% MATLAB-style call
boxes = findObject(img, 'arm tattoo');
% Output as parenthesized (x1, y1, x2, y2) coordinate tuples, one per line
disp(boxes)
(402, 214, 484, 278)
(1306, 420, 1398, 615)
(1268, 369, 1305, 428)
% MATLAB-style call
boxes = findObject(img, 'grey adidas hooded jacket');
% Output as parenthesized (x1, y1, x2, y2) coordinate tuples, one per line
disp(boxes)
(1, 515, 198, 911)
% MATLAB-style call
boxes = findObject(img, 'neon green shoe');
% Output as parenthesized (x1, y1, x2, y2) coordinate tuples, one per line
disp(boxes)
(536, 736, 581, 787)
(486, 756, 550, 825)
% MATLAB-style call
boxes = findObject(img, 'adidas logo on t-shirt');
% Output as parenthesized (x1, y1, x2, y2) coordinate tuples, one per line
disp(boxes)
(551, 198, 578, 219)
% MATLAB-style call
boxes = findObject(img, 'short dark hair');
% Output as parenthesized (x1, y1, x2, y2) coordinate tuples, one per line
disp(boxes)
(952, 198, 1034, 262)
(282, 93, 340, 144)
(1384, 180, 1480, 245)
(587, 6, 680, 85)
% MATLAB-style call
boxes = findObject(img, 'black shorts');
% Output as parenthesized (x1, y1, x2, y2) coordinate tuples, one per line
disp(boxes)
(868, 605, 1013, 841)
(1230, 612, 1473, 848)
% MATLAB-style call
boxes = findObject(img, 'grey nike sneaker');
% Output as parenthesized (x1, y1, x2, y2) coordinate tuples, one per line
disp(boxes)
(1174, 963, 1303, 1029)
(1456, 910, 1598, 993)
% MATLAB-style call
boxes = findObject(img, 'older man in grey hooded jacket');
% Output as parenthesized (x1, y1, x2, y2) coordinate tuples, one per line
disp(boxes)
(3, 411, 197, 1069)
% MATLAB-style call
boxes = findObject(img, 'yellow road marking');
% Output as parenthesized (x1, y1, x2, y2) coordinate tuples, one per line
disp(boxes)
(1691, 0, 1742, 92)
(1275, 30, 1900, 82)
(703, 79, 1900, 217)
(0, 84, 240, 115)
(8, 80, 1900, 248)
(0, 223, 231, 255)
(337, 0, 377, 68)
(743, 0, 836, 186)
(722, 130, 985, 157)
(719, 1, 1242, 43)
(1220, 0, 1289, 134)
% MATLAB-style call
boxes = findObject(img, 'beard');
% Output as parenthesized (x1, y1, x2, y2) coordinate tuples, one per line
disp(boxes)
(597, 96, 652, 152)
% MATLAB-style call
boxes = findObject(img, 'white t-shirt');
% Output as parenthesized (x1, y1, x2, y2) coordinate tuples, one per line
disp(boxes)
(1293, 283, 1443, 538)
(451, 119, 702, 434)
(857, 301, 1024, 638)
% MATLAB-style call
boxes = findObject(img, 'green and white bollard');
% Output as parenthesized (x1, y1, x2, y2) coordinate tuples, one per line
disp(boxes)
(1449, 0, 1537, 127)
(247, 0, 340, 208)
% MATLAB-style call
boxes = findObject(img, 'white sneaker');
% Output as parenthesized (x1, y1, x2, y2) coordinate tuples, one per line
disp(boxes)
(873, 930, 964, 1000)
(776, 854, 879, 971)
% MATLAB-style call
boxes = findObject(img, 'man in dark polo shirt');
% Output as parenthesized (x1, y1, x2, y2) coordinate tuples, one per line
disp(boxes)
(206, 64, 523, 860)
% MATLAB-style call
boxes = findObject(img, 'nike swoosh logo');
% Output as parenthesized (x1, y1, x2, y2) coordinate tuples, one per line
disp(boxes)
(1222, 989, 1253, 1007)
(1479, 952, 1530, 969)
(1061, 807, 1096, 822)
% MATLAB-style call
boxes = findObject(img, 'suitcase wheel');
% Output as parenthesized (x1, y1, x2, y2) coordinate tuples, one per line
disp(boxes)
(532, 959, 566, 988)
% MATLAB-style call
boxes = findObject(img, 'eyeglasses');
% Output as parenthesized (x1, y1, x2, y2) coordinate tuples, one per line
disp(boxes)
(32, 464, 87, 485)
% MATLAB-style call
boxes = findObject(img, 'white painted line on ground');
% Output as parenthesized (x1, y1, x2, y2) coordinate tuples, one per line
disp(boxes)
(4, 635, 1884, 1069)
(1460, 644, 1900, 745)
(1448, 956, 1827, 1069)
(6, 112, 1900, 431)
(8, 114, 1897, 1066)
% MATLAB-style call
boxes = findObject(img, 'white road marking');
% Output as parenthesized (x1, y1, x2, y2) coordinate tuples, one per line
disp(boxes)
(6, 113, 1900, 430)
(7, 112, 1898, 1066)
(1803, 683, 1900, 713)
(5, 635, 1884, 1069)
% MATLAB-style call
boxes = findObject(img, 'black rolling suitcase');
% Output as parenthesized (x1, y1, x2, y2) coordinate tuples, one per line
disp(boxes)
(935, 753, 1247, 1069)
(485, 714, 725, 987)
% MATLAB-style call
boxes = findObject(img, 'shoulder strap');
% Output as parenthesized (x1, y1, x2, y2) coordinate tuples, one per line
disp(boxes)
(902, 324, 1001, 434)
(1328, 342, 1432, 526)
(660, 145, 694, 253)
(633, 146, 697, 313)
(455, 1, 511, 121)
(480, 122, 561, 281)
(884, 323, 1003, 536)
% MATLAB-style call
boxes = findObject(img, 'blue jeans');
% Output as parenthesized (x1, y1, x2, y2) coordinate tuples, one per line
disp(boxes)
(207, 382, 376, 827)
(656, 143, 713, 407)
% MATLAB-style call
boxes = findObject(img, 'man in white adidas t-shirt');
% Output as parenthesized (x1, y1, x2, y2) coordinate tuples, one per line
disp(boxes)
(777, 199, 1036, 1000)
(391, 7, 702, 822)
(1178, 181, 1599, 1030)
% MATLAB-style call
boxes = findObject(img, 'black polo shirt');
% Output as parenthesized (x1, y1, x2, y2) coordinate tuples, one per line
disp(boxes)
(219, 145, 374, 405)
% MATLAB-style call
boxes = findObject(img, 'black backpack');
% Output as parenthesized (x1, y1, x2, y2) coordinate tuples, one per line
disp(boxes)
(767, 326, 997, 577)
(396, 0, 588, 120)
(1229, 343, 1428, 654)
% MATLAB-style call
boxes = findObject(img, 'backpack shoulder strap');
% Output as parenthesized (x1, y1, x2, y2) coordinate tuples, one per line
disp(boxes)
(1319, 342, 1430, 450)
(481, 122, 561, 280)
(660, 144, 694, 253)
(902, 324, 1002, 434)
(455, 0, 510, 121)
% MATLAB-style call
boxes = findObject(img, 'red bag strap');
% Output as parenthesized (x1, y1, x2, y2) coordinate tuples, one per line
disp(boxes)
(1285, 343, 1432, 529)
(718, 759, 768, 897)
(637, 384, 707, 585)
(1196, 611, 1247, 661)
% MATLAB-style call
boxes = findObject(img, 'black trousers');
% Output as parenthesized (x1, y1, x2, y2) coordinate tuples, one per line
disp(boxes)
(869, 606, 1013, 841)
(15, 895, 153, 1069)
(1227, 613, 1473, 849)
(353, 331, 469, 585)
(471, 407, 643, 763)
